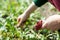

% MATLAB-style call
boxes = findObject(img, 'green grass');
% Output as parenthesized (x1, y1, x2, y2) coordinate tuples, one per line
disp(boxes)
(0, 0, 60, 40)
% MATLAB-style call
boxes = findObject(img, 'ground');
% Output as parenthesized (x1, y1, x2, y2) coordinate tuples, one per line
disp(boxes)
(0, 0, 60, 40)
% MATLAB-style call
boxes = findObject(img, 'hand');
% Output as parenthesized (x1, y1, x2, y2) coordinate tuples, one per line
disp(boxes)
(16, 14, 27, 27)
(16, 2, 38, 28)
(42, 15, 60, 31)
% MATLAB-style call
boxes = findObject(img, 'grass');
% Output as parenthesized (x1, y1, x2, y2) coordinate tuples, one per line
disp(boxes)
(0, 0, 60, 40)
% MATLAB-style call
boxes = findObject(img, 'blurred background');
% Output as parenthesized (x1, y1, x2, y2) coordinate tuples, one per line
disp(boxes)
(0, 0, 60, 40)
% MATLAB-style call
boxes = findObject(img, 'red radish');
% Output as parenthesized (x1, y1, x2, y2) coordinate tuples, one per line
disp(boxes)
(34, 15, 60, 31)
(34, 20, 43, 30)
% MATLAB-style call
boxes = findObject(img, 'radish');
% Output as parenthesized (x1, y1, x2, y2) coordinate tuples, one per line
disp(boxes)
(33, 20, 43, 30)
(34, 15, 60, 31)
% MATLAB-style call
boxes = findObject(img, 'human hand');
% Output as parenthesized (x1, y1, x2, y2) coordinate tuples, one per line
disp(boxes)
(16, 14, 27, 27)
(42, 15, 60, 31)
(34, 15, 60, 31)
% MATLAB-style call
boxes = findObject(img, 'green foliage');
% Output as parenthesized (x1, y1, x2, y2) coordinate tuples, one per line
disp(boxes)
(0, 0, 60, 40)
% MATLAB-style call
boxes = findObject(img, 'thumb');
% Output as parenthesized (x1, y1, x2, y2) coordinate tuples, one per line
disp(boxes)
(17, 18, 21, 23)
(42, 21, 48, 29)
(16, 18, 23, 27)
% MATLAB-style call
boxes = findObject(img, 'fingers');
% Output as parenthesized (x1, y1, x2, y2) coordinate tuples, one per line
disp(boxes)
(17, 15, 21, 22)
(16, 16, 22, 27)
(16, 21, 21, 27)
(42, 22, 48, 29)
(17, 18, 21, 23)
(16, 20, 26, 28)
